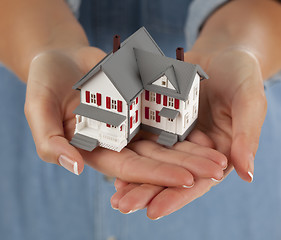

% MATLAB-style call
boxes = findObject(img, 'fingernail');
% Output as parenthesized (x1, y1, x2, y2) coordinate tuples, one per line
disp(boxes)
(124, 209, 139, 214)
(182, 183, 194, 189)
(247, 154, 254, 182)
(248, 171, 254, 183)
(111, 206, 119, 210)
(154, 216, 163, 220)
(58, 155, 79, 175)
(211, 177, 224, 183)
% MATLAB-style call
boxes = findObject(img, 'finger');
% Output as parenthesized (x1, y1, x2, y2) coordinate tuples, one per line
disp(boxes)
(110, 183, 139, 211)
(128, 140, 225, 181)
(83, 147, 194, 187)
(114, 178, 129, 190)
(173, 141, 227, 169)
(186, 128, 215, 148)
(117, 184, 164, 214)
(25, 95, 84, 175)
(147, 178, 215, 220)
(231, 78, 267, 182)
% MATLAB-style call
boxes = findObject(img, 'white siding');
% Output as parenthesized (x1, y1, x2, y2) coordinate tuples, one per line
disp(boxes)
(177, 73, 200, 135)
(129, 93, 142, 135)
(81, 70, 127, 116)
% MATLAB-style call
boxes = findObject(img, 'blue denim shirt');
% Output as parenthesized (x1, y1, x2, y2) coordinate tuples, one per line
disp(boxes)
(1, 1, 281, 239)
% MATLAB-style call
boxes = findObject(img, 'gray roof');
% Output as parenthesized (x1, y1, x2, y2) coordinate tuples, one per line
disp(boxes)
(73, 27, 164, 103)
(159, 107, 180, 120)
(134, 48, 208, 101)
(74, 103, 126, 126)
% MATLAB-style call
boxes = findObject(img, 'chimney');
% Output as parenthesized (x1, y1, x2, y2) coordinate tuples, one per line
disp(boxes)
(176, 47, 184, 61)
(113, 35, 120, 53)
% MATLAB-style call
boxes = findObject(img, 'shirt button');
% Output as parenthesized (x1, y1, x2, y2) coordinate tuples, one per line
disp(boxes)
(103, 175, 115, 183)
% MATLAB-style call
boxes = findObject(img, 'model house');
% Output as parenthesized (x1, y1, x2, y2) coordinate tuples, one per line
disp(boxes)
(70, 27, 208, 152)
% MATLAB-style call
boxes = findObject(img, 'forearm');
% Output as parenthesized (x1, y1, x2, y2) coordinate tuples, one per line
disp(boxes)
(0, 0, 88, 82)
(192, 0, 281, 79)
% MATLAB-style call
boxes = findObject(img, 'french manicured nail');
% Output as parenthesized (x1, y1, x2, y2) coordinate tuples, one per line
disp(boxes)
(111, 206, 119, 210)
(248, 154, 255, 182)
(248, 171, 254, 183)
(154, 216, 163, 220)
(182, 183, 194, 189)
(211, 177, 224, 183)
(58, 155, 79, 175)
(124, 209, 139, 214)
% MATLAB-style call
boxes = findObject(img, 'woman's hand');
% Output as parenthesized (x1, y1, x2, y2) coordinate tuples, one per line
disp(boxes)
(24, 46, 227, 188)
(110, 47, 267, 219)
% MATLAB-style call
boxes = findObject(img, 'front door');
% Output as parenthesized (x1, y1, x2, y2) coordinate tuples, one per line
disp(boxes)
(87, 118, 100, 129)
(166, 118, 176, 134)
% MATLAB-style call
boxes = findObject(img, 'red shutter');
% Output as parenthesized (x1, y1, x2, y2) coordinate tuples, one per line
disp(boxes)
(163, 95, 167, 106)
(145, 90, 149, 101)
(106, 124, 110, 128)
(175, 99, 180, 109)
(145, 107, 149, 119)
(130, 104, 133, 110)
(97, 93, 101, 106)
(156, 111, 161, 123)
(136, 97, 138, 104)
(106, 97, 111, 109)
(120, 125, 122, 131)
(130, 116, 133, 129)
(117, 100, 122, 112)
(156, 93, 161, 104)
(85, 91, 90, 103)
(135, 110, 138, 123)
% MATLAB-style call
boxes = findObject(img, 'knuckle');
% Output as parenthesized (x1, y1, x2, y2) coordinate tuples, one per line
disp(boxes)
(36, 141, 50, 162)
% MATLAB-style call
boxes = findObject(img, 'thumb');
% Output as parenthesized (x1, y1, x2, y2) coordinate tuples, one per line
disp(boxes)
(24, 53, 84, 175)
(231, 77, 267, 182)
(24, 95, 84, 175)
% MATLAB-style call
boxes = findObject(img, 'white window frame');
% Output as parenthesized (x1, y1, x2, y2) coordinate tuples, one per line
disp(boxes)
(184, 113, 189, 128)
(185, 99, 189, 110)
(192, 104, 197, 118)
(91, 94, 97, 104)
(193, 86, 198, 100)
(168, 97, 174, 107)
(150, 92, 156, 102)
(112, 99, 117, 110)
(150, 110, 155, 121)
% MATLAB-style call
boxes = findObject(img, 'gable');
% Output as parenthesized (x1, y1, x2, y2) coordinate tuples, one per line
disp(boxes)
(152, 75, 176, 91)
(81, 70, 125, 104)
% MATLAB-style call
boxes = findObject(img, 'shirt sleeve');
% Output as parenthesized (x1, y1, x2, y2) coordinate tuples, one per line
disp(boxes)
(65, 0, 81, 18)
(185, 0, 229, 50)
(185, 0, 281, 85)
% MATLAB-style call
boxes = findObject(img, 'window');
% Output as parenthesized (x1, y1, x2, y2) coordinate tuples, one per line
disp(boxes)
(185, 99, 189, 110)
(91, 94, 97, 104)
(160, 75, 168, 87)
(150, 92, 156, 102)
(193, 86, 198, 100)
(193, 104, 197, 118)
(168, 97, 174, 107)
(150, 110, 155, 120)
(184, 113, 189, 128)
(112, 100, 117, 110)
(168, 118, 174, 122)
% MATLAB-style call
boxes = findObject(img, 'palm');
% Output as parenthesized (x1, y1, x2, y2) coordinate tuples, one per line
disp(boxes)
(25, 47, 226, 191)
(111, 48, 267, 219)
